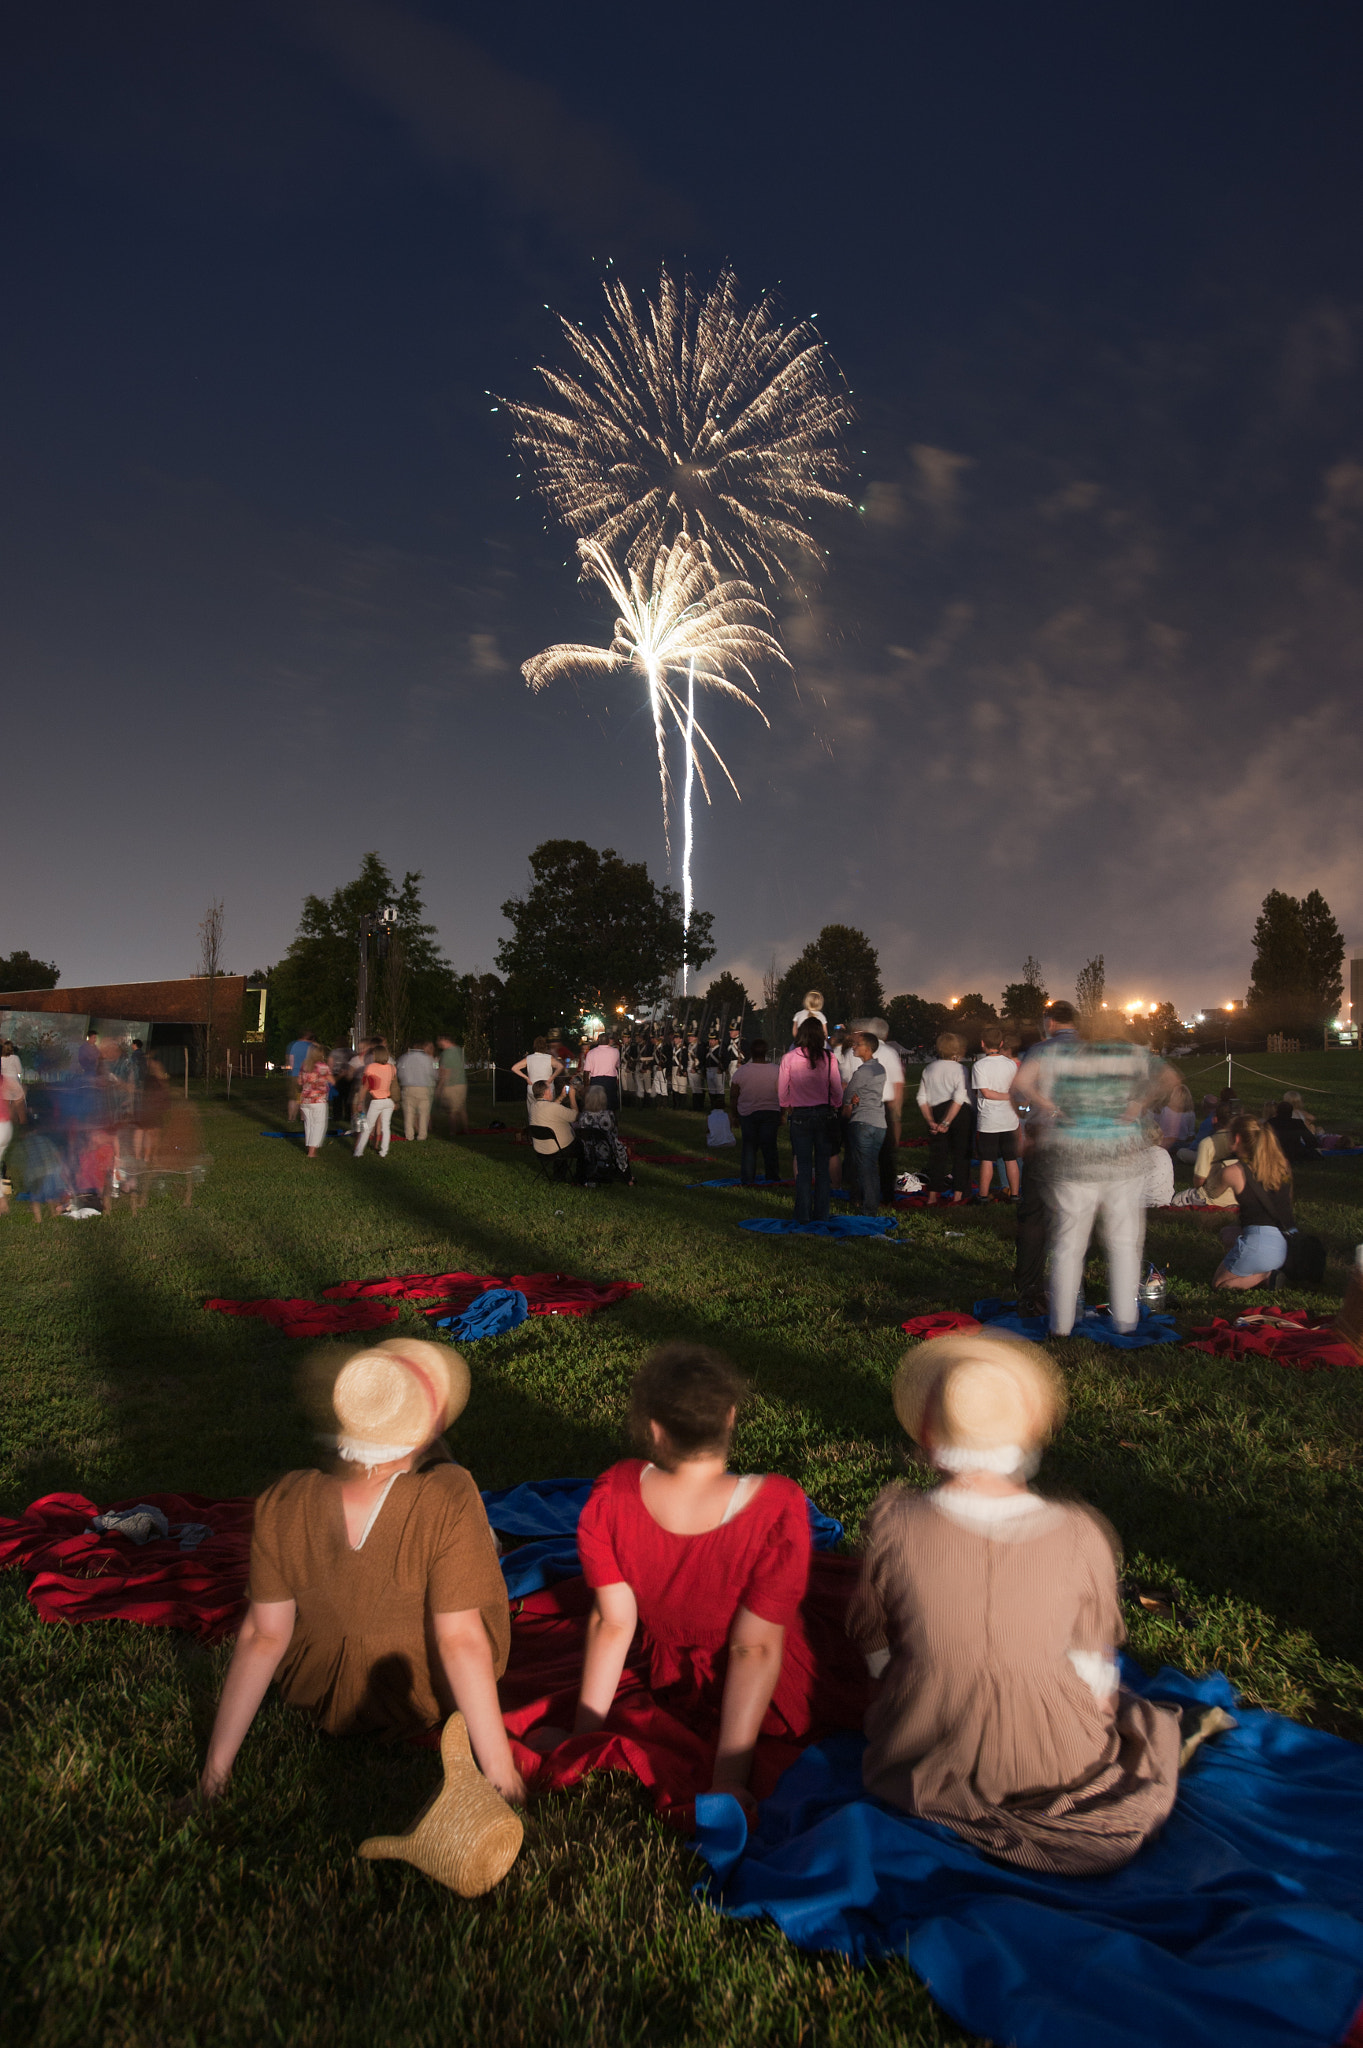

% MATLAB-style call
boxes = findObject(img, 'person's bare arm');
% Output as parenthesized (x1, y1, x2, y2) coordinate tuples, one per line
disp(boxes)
(510, 1058, 530, 1081)
(198, 1598, 297, 1802)
(1012, 1059, 1055, 1118)
(432, 1608, 527, 1803)
(574, 1580, 639, 1735)
(712, 1605, 786, 1800)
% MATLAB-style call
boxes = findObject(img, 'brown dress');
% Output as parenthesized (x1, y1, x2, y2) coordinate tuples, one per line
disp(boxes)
(248, 1442, 510, 1740)
(849, 1483, 1180, 1874)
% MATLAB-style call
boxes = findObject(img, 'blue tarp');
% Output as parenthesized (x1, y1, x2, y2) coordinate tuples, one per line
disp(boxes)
(479, 1476, 845, 1600)
(972, 1296, 1182, 1349)
(434, 1286, 528, 1343)
(740, 1216, 898, 1239)
(694, 1656, 1363, 2048)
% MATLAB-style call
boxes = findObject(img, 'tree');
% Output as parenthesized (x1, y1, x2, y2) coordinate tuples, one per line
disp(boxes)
(194, 899, 226, 1077)
(496, 841, 713, 1031)
(1000, 956, 1048, 1022)
(268, 853, 459, 1047)
(0, 950, 59, 992)
(1246, 888, 1345, 1034)
(886, 992, 952, 1048)
(1299, 890, 1345, 1024)
(704, 971, 749, 1018)
(775, 926, 885, 1031)
(1143, 1001, 1186, 1054)
(956, 993, 997, 1020)
(1075, 955, 1106, 1023)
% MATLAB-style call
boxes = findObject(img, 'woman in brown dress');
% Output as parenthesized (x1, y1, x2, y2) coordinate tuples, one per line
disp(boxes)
(194, 1339, 525, 1806)
(850, 1331, 1182, 1874)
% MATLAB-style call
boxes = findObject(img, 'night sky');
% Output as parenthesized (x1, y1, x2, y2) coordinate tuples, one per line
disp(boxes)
(5, 1, 1361, 1014)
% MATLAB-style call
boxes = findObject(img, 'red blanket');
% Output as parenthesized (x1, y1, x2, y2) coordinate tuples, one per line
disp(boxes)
(0, 1490, 862, 1825)
(901, 1311, 982, 1338)
(1183, 1308, 1362, 1373)
(0, 1491, 253, 1641)
(204, 1298, 400, 1337)
(322, 1272, 643, 1317)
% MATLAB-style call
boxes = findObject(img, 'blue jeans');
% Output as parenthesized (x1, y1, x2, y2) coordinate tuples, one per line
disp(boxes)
(788, 1108, 832, 1222)
(845, 1121, 885, 1213)
(740, 1110, 781, 1185)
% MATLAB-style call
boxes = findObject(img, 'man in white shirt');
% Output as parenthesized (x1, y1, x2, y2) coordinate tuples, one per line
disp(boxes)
(971, 1023, 1020, 1199)
(395, 1041, 438, 1143)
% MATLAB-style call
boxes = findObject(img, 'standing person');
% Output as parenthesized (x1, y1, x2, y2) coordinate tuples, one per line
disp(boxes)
(724, 1017, 745, 1098)
(354, 1043, 397, 1159)
(285, 1029, 316, 1124)
(581, 1034, 621, 1114)
(790, 990, 828, 1043)
(851, 1018, 905, 1205)
(511, 1036, 563, 1118)
(1012, 1004, 1175, 1336)
(397, 1041, 437, 1143)
(778, 1018, 843, 1224)
(972, 1023, 1021, 1201)
(917, 1032, 973, 1205)
(704, 1030, 725, 1109)
(686, 1029, 706, 1112)
(1212, 1116, 1297, 1290)
(298, 1048, 333, 1158)
(436, 1035, 469, 1135)
(671, 1028, 691, 1108)
(0, 1067, 22, 1212)
(77, 1030, 102, 1076)
(729, 1038, 781, 1186)
(842, 1030, 888, 1214)
(654, 1031, 674, 1106)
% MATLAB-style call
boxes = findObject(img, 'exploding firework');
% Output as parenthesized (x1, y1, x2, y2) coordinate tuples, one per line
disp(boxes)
(523, 536, 788, 957)
(504, 265, 852, 583)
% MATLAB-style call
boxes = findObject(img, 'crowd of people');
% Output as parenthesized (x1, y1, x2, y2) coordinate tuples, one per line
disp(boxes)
(0, 1030, 183, 1218)
(191, 1328, 1227, 1886)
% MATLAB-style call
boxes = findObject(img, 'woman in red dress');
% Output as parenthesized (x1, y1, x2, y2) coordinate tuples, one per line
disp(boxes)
(517, 1343, 868, 1818)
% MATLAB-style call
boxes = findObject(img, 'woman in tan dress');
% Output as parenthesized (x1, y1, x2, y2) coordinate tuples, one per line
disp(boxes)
(193, 1339, 525, 1806)
(850, 1332, 1182, 1874)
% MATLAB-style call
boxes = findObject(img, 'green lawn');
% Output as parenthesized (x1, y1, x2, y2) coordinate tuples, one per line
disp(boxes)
(4, 1062, 1363, 2047)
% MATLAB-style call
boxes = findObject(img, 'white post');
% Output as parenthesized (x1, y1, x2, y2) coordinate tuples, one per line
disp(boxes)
(226, 1049, 232, 1097)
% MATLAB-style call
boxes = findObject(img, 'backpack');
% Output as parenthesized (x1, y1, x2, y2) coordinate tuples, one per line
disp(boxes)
(1282, 1230, 1327, 1287)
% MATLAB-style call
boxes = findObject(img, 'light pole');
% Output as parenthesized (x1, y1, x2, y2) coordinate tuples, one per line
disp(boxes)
(355, 905, 398, 1044)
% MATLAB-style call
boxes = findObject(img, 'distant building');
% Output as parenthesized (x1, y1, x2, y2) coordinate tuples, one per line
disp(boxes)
(0, 975, 263, 1073)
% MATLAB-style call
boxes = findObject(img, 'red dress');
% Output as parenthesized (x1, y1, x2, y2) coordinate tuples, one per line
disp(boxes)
(501, 1460, 870, 1822)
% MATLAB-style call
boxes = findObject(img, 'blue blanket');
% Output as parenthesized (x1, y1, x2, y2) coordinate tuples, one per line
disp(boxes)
(693, 1657, 1363, 2048)
(479, 1476, 845, 1600)
(973, 1296, 1182, 1349)
(741, 1216, 898, 1239)
(435, 1286, 528, 1343)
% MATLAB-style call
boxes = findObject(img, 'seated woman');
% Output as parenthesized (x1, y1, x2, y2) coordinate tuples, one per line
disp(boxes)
(190, 1338, 525, 1807)
(850, 1331, 1189, 1874)
(1268, 1091, 1320, 1163)
(573, 1084, 635, 1185)
(1213, 1114, 1296, 1290)
(525, 1343, 867, 1815)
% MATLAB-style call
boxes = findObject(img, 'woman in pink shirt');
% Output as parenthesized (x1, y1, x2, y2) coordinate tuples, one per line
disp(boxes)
(778, 1020, 843, 1223)
(582, 1036, 622, 1114)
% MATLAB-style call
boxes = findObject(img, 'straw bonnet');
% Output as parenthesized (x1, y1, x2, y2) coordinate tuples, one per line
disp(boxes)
(893, 1332, 1065, 1459)
(359, 1711, 523, 1896)
(332, 1338, 470, 1465)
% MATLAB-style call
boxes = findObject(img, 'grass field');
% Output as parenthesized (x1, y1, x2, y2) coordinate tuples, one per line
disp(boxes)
(4, 1051, 1363, 2047)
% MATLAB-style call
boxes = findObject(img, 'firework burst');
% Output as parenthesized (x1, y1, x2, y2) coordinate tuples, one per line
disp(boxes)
(523, 535, 788, 953)
(504, 265, 852, 582)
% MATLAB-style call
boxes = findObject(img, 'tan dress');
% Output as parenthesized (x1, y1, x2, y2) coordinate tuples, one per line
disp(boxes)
(248, 1442, 510, 1739)
(850, 1483, 1180, 1874)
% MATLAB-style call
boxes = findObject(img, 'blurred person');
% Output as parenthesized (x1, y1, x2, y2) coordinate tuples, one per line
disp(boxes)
(298, 1048, 333, 1158)
(533, 1343, 866, 1815)
(1212, 1116, 1297, 1290)
(353, 1043, 396, 1159)
(0, 1067, 23, 1211)
(1169, 1104, 1238, 1208)
(77, 1029, 102, 1076)
(1012, 1005, 1176, 1336)
(842, 1029, 888, 1215)
(849, 1332, 1183, 1872)
(1, 1041, 25, 1128)
(971, 1024, 1021, 1201)
(653, 1031, 675, 1104)
(186, 1339, 524, 1808)
(285, 1028, 317, 1124)
(10, 1128, 69, 1221)
(791, 989, 828, 1042)
(437, 1035, 469, 1134)
(397, 1040, 437, 1142)
(730, 1038, 782, 1187)
(1159, 1085, 1195, 1153)
(574, 1084, 634, 1185)
(917, 1032, 973, 1205)
(779, 1018, 843, 1224)
(581, 1034, 621, 1115)
(133, 1055, 170, 1164)
(1, 1038, 22, 1089)
(1140, 1123, 1175, 1207)
(75, 1125, 118, 1214)
(686, 1028, 706, 1112)
(1268, 1091, 1320, 1163)
(706, 1103, 736, 1148)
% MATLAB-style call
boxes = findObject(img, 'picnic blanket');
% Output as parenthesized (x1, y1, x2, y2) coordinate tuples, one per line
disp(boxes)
(438, 1287, 529, 1343)
(740, 1217, 898, 1240)
(692, 1658, 1363, 2048)
(1183, 1309, 1362, 1373)
(204, 1297, 400, 1338)
(0, 1491, 254, 1640)
(900, 1301, 1180, 1349)
(323, 1271, 642, 1318)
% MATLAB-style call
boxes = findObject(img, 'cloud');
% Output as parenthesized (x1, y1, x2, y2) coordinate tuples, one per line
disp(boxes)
(1316, 459, 1363, 555)
(468, 631, 507, 674)
(909, 443, 975, 526)
(287, 0, 694, 253)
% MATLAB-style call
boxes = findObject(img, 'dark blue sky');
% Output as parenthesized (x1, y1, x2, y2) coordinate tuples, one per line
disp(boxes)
(4, 1, 1362, 1012)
